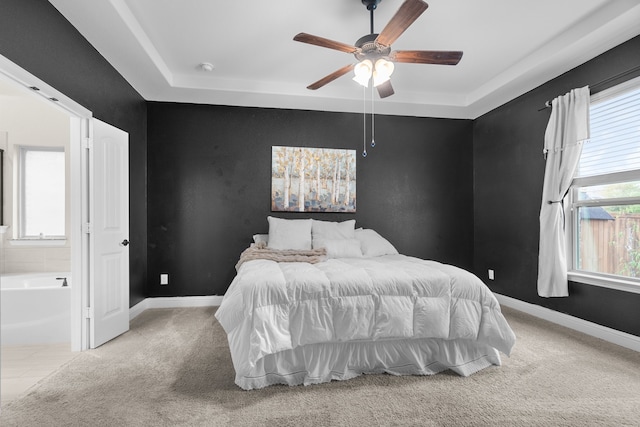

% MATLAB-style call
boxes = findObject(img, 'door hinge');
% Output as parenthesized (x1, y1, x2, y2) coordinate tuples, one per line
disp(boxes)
(82, 137, 93, 150)
(83, 307, 94, 319)
(83, 223, 93, 234)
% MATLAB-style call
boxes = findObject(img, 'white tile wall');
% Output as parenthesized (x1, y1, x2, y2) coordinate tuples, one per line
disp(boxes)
(1, 245, 71, 273)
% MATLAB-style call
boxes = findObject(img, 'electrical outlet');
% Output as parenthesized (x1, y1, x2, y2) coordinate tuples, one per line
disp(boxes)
(488, 269, 495, 280)
(160, 273, 169, 285)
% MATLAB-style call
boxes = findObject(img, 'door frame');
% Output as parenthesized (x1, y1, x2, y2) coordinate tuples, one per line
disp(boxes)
(0, 54, 92, 351)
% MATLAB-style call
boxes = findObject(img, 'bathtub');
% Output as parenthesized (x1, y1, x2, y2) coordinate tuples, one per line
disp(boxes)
(1, 272, 71, 345)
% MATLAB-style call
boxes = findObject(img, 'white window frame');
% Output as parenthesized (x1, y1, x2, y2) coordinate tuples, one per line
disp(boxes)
(568, 76, 640, 295)
(16, 145, 66, 241)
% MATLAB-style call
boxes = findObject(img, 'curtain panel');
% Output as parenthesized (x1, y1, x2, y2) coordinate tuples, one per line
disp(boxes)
(537, 86, 590, 297)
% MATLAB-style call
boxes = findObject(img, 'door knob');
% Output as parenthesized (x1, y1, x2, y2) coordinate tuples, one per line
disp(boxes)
(121, 239, 130, 246)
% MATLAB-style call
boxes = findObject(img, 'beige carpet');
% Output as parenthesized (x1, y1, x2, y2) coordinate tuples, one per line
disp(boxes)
(1, 305, 639, 426)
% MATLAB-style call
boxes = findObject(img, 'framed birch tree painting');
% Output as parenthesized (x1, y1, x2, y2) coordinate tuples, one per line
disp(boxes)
(271, 146, 356, 213)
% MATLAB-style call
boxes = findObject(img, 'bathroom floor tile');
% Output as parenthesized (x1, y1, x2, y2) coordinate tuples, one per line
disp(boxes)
(1, 343, 77, 405)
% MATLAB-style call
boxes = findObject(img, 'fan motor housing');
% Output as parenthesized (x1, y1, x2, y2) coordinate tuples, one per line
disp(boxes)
(354, 33, 391, 61)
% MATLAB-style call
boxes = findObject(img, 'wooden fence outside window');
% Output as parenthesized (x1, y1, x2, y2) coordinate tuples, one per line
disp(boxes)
(579, 214, 640, 277)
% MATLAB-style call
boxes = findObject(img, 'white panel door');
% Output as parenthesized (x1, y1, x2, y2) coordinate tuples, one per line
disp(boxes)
(90, 119, 129, 348)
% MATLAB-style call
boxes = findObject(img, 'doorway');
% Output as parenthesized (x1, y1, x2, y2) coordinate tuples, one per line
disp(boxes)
(0, 55, 130, 403)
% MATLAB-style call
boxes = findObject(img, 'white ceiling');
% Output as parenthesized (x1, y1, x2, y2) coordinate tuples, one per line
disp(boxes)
(48, 0, 640, 119)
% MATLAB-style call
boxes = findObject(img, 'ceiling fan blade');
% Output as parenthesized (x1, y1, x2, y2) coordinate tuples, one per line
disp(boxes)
(391, 50, 463, 65)
(376, 80, 395, 98)
(376, 0, 428, 47)
(307, 64, 356, 90)
(294, 33, 358, 54)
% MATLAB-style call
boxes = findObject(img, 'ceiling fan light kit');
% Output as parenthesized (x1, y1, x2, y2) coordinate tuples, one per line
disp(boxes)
(352, 59, 373, 86)
(372, 58, 394, 86)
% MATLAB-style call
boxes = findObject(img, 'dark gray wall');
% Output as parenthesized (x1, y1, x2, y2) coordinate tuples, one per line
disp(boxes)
(473, 35, 640, 336)
(0, 0, 148, 306)
(147, 103, 473, 296)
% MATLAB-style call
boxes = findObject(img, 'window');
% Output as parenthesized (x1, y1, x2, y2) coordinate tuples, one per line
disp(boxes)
(18, 146, 65, 238)
(570, 76, 640, 291)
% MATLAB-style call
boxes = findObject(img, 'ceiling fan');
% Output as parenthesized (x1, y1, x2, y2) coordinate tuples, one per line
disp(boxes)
(293, 0, 463, 98)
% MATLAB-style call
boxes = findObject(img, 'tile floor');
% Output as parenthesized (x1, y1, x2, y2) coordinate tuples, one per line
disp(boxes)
(1, 343, 77, 405)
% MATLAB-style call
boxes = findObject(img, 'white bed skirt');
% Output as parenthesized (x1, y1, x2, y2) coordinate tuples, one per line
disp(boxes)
(235, 338, 502, 390)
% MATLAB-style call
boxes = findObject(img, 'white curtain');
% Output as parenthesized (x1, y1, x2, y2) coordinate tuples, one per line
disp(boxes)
(537, 86, 590, 297)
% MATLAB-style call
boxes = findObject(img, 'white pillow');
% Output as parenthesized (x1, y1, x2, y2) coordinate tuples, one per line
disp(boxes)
(324, 239, 363, 259)
(252, 234, 269, 244)
(355, 229, 399, 257)
(311, 219, 356, 249)
(267, 216, 312, 250)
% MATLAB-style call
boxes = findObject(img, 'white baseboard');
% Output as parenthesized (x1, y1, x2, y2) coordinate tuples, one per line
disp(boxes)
(130, 296, 223, 321)
(495, 293, 640, 353)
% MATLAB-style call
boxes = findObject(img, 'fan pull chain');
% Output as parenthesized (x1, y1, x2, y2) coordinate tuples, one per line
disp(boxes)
(362, 85, 367, 158)
(371, 84, 376, 148)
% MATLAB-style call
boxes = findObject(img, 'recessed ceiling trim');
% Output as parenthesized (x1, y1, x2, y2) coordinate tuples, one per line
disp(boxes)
(148, 85, 473, 119)
(109, 0, 174, 86)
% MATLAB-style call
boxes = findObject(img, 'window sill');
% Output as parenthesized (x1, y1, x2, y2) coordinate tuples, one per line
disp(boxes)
(9, 239, 67, 247)
(568, 271, 640, 295)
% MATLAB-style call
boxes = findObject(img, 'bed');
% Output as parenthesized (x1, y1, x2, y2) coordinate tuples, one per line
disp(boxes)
(215, 217, 516, 390)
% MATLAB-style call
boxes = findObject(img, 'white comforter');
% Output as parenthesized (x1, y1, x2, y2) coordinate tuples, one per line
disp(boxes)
(216, 254, 516, 388)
